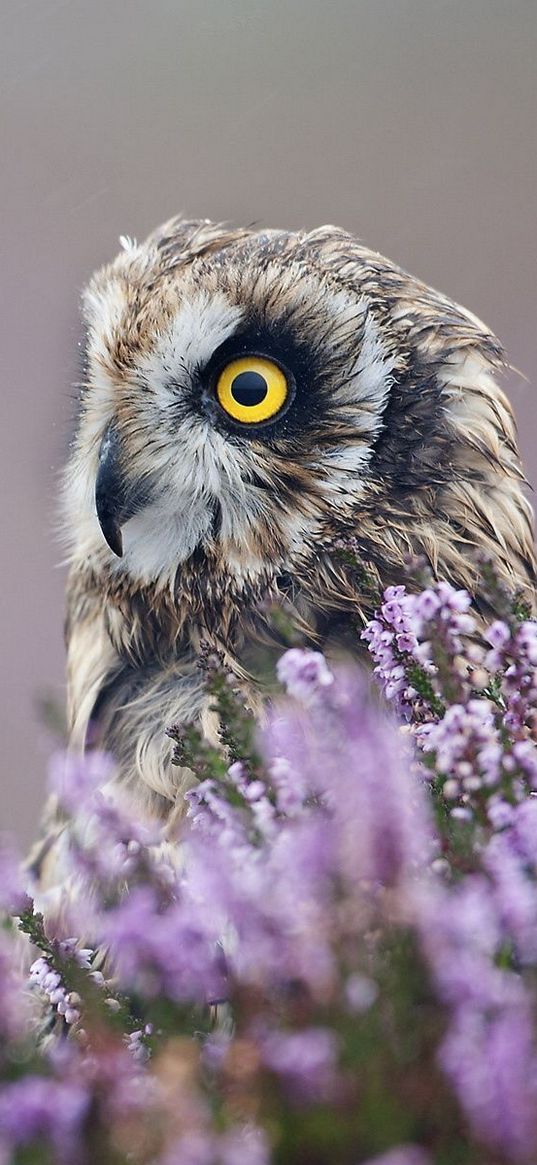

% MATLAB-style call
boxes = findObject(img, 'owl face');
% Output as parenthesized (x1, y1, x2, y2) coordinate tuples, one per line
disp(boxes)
(69, 228, 398, 587)
(64, 218, 535, 604)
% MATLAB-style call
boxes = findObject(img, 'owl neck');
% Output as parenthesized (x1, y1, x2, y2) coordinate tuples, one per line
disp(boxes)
(77, 550, 289, 665)
(70, 530, 380, 671)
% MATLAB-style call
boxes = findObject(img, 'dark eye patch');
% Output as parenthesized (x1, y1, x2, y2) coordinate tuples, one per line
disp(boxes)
(197, 319, 330, 442)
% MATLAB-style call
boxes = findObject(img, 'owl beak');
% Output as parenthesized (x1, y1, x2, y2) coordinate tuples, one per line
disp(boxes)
(95, 423, 127, 557)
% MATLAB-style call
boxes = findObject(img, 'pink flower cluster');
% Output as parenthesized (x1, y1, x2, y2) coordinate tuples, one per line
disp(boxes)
(364, 579, 537, 822)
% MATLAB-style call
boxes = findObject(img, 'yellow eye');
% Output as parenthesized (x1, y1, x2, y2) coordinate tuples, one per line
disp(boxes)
(215, 356, 289, 424)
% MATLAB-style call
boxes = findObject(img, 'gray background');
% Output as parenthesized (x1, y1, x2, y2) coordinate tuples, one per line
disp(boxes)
(2, 0, 536, 844)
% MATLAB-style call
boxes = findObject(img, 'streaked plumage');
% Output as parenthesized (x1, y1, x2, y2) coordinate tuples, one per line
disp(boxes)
(34, 216, 536, 878)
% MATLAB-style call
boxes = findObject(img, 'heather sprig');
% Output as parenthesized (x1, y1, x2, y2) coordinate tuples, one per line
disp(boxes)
(364, 575, 537, 832)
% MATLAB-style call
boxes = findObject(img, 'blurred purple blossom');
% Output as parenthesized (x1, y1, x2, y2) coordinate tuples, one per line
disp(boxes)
(48, 749, 115, 813)
(260, 1026, 339, 1102)
(101, 883, 226, 1003)
(440, 1005, 537, 1161)
(0, 1076, 89, 1163)
(160, 1125, 269, 1165)
(276, 648, 334, 703)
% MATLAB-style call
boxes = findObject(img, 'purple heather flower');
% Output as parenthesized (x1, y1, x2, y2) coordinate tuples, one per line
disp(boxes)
(508, 797, 537, 865)
(0, 1076, 89, 1163)
(518, 621, 537, 666)
(48, 769, 168, 929)
(102, 884, 225, 1004)
(417, 699, 502, 801)
(415, 857, 537, 1157)
(5, 586, 537, 1165)
(486, 619, 511, 651)
(268, 754, 307, 815)
(361, 587, 421, 715)
(440, 1003, 537, 1160)
(29, 956, 82, 1025)
(435, 581, 472, 614)
(186, 778, 249, 846)
(412, 581, 474, 639)
(276, 648, 334, 703)
(186, 770, 278, 848)
(411, 589, 441, 621)
(186, 814, 337, 996)
(414, 877, 525, 1011)
(487, 796, 516, 830)
(48, 749, 115, 814)
(260, 1027, 339, 1102)
(125, 1026, 152, 1063)
(512, 740, 537, 787)
(384, 585, 406, 601)
(202, 1030, 232, 1072)
(483, 618, 537, 739)
(363, 580, 478, 717)
(484, 831, 537, 962)
(264, 669, 432, 893)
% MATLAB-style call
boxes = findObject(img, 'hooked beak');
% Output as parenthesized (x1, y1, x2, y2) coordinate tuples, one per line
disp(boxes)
(95, 423, 127, 557)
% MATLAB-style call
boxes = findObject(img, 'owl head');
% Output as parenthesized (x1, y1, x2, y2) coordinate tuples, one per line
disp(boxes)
(64, 217, 535, 610)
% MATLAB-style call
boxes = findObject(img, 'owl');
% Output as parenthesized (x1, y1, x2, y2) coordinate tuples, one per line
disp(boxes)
(34, 216, 537, 875)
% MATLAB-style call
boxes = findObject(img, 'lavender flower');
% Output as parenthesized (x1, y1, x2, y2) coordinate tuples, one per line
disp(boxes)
(440, 1005, 537, 1160)
(29, 955, 84, 1026)
(483, 818, 537, 962)
(268, 669, 432, 887)
(485, 619, 537, 736)
(0, 1077, 89, 1163)
(276, 648, 334, 703)
(361, 584, 421, 713)
(48, 749, 115, 814)
(417, 699, 503, 801)
(260, 1027, 339, 1102)
(125, 1024, 153, 1063)
(267, 754, 307, 816)
(101, 884, 225, 1004)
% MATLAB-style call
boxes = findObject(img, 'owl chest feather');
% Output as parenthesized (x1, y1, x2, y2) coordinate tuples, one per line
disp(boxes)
(89, 557, 346, 669)
(64, 542, 370, 810)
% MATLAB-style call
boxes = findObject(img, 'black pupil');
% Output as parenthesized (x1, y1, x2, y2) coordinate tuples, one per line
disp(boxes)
(230, 370, 268, 407)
